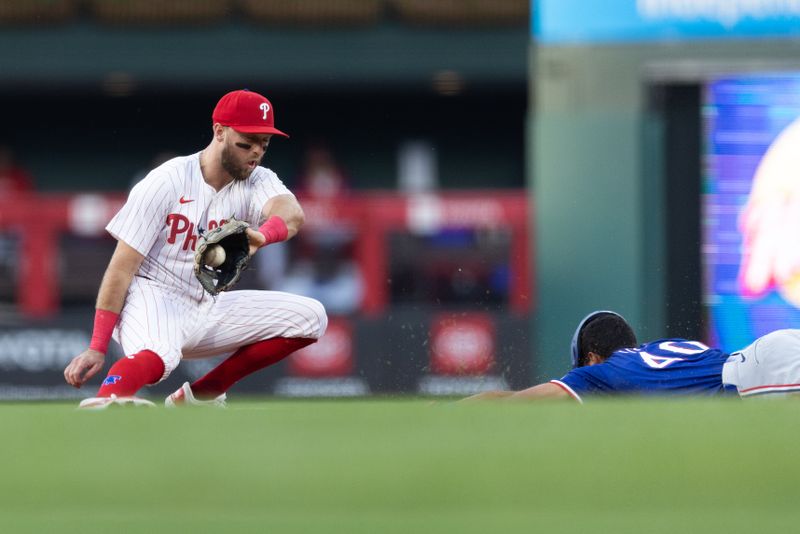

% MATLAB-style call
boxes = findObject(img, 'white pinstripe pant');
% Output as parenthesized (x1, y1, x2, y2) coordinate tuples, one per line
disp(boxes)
(113, 277, 328, 381)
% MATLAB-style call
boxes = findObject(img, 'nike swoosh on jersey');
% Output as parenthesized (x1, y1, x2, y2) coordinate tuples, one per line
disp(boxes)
(179, 196, 194, 204)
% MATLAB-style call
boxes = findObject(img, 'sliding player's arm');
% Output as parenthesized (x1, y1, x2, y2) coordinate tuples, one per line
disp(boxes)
(509, 382, 571, 400)
(461, 390, 517, 401)
(462, 382, 574, 402)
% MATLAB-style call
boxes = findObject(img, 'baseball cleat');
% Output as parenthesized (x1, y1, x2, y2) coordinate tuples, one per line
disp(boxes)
(165, 382, 227, 408)
(78, 394, 156, 410)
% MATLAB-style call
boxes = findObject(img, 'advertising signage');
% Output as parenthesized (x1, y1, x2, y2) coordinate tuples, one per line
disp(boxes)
(535, 0, 800, 44)
(703, 73, 800, 354)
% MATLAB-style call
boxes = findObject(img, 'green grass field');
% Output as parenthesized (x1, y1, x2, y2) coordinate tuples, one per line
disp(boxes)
(1, 397, 798, 533)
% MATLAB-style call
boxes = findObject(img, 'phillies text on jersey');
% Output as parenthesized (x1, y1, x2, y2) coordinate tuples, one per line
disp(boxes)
(106, 152, 292, 301)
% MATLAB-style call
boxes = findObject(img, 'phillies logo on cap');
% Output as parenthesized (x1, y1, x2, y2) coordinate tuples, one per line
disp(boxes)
(212, 89, 289, 137)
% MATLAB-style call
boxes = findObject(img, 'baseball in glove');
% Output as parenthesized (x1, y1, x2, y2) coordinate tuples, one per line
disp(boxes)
(194, 217, 251, 296)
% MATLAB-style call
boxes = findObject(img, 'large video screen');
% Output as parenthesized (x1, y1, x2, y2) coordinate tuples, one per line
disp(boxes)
(704, 74, 800, 353)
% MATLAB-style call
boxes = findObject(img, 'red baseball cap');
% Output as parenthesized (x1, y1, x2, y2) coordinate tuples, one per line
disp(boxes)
(212, 89, 289, 138)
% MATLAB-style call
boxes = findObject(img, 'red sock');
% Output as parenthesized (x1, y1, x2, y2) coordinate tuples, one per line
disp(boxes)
(96, 350, 165, 398)
(191, 337, 315, 398)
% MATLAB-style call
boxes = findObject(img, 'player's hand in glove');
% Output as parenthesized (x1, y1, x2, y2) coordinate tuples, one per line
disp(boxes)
(245, 227, 266, 255)
(194, 217, 252, 296)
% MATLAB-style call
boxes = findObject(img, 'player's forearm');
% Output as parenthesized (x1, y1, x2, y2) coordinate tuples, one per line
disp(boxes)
(509, 382, 571, 400)
(262, 194, 305, 239)
(462, 383, 573, 402)
(95, 266, 136, 313)
(87, 265, 136, 355)
(95, 241, 145, 312)
(461, 390, 516, 401)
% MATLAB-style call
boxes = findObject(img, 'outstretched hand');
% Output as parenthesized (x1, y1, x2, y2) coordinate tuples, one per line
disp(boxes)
(64, 349, 106, 388)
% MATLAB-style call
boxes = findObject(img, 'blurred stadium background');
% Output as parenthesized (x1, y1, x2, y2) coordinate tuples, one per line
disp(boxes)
(3, 0, 800, 401)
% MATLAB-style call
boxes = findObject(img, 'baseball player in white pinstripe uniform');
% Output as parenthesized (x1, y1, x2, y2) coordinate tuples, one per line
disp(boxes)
(63, 89, 328, 408)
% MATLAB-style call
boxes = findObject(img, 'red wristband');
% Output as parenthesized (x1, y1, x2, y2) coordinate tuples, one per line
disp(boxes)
(89, 309, 119, 354)
(258, 216, 289, 247)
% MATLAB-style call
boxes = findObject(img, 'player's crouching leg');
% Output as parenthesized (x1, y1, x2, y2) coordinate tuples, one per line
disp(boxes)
(302, 297, 328, 341)
(268, 293, 328, 340)
(166, 297, 328, 406)
(78, 349, 168, 410)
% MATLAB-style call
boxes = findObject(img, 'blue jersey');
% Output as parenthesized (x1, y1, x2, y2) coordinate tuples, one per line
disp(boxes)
(554, 339, 737, 401)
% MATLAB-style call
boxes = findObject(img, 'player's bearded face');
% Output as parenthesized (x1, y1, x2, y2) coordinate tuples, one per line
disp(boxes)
(221, 142, 257, 181)
(221, 131, 269, 181)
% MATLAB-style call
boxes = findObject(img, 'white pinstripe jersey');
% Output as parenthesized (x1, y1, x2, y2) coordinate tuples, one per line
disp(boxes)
(106, 152, 292, 302)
